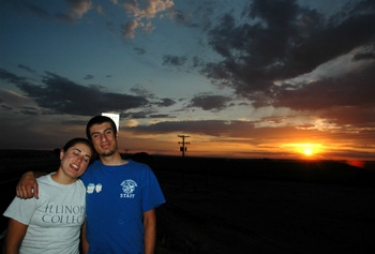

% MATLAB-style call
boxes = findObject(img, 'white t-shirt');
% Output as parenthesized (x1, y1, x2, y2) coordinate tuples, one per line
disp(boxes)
(3, 173, 86, 254)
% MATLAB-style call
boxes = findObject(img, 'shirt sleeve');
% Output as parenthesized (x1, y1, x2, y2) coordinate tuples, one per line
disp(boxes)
(142, 169, 166, 212)
(3, 196, 38, 225)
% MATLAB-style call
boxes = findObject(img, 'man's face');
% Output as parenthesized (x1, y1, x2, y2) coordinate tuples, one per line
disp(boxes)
(89, 122, 118, 157)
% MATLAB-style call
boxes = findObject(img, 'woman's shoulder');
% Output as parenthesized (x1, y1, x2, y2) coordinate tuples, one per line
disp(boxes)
(36, 173, 54, 184)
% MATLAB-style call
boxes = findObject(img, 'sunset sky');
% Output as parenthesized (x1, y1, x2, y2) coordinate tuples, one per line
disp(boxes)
(1, 0, 374, 161)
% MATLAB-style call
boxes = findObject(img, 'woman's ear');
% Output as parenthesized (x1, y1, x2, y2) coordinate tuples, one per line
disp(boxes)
(59, 149, 64, 160)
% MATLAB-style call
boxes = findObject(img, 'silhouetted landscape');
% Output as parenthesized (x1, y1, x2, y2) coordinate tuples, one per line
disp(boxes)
(1, 150, 375, 253)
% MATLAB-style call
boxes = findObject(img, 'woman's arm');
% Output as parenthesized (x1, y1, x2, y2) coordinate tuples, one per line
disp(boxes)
(80, 221, 89, 254)
(3, 219, 28, 254)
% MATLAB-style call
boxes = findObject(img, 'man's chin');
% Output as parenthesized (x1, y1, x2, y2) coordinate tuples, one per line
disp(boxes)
(100, 150, 115, 157)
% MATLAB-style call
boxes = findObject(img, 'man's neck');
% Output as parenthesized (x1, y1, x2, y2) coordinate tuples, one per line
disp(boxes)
(99, 151, 128, 166)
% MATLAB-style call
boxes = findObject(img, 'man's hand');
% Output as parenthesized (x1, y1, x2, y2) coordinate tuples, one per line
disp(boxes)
(16, 171, 39, 199)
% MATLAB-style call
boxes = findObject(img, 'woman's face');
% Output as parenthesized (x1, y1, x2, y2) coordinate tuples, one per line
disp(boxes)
(60, 143, 92, 180)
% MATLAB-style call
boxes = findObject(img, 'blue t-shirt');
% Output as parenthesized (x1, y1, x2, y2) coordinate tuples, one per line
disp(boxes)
(80, 159, 166, 254)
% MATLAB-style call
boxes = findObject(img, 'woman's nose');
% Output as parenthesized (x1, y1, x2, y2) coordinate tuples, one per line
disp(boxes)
(76, 156, 83, 164)
(76, 157, 82, 165)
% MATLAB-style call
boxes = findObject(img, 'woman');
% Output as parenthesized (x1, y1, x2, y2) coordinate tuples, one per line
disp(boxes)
(3, 137, 94, 254)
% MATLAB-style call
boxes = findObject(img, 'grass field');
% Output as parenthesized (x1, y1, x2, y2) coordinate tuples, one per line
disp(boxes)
(150, 156, 375, 253)
(1, 150, 375, 253)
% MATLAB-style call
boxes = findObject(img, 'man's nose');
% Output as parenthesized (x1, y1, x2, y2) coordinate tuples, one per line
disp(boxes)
(101, 133, 107, 141)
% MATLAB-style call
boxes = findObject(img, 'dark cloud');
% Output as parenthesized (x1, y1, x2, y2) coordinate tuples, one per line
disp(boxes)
(120, 110, 174, 120)
(1, 104, 13, 110)
(352, 45, 375, 61)
(128, 120, 242, 137)
(152, 98, 176, 107)
(192, 56, 205, 68)
(121, 21, 137, 39)
(268, 57, 375, 130)
(18, 64, 36, 73)
(130, 85, 153, 98)
(350, 0, 375, 13)
(322, 106, 375, 126)
(20, 106, 39, 115)
(122, 119, 316, 139)
(162, 55, 187, 66)
(353, 52, 375, 61)
(60, 119, 88, 126)
(203, 0, 375, 103)
(149, 114, 175, 119)
(129, 86, 175, 108)
(20, 2, 52, 19)
(272, 62, 375, 112)
(0, 69, 149, 116)
(121, 111, 150, 120)
(188, 94, 231, 111)
(134, 47, 146, 55)
(83, 74, 94, 80)
(0, 68, 27, 84)
(13, 0, 75, 22)
(169, 8, 200, 28)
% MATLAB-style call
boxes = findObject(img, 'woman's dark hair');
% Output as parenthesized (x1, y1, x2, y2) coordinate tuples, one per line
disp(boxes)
(62, 137, 96, 163)
(86, 115, 117, 141)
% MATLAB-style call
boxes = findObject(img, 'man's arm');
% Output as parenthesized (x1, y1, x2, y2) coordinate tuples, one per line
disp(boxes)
(3, 219, 28, 254)
(16, 171, 46, 199)
(143, 208, 157, 254)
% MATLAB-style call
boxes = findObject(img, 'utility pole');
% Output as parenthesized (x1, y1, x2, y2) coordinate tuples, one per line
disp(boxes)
(178, 135, 190, 158)
(178, 135, 190, 191)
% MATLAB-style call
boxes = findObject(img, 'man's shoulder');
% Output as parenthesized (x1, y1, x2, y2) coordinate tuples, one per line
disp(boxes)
(127, 159, 151, 170)
(88, 159, 102, 169)
(84, 159, 151, 172)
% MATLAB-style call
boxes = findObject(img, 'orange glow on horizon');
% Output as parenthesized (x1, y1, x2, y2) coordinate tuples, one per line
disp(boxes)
(283, 143, 323, 159)
(119, 133, 372, 161)
(346, 160, 365, 168)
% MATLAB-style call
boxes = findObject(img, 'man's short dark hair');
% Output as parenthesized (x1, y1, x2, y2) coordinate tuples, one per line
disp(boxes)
(86, 115, 118, 141)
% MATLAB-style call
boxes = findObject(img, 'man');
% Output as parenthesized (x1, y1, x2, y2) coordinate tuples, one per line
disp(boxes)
(16, 115, 166, 254)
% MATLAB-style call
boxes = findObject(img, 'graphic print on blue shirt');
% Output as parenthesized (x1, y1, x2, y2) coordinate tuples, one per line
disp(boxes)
(120, 179, 137, 198)
(86, 183, 102, 194)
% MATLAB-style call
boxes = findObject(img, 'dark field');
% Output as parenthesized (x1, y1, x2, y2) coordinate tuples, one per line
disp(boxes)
(1, 150, 375, 253)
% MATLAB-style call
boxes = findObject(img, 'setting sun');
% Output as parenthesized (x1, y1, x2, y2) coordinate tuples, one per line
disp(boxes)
(283, 143, 323, 158)
(303, 149, 313, 156)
